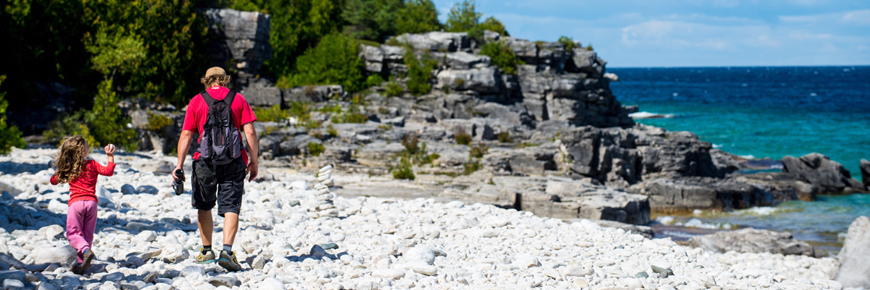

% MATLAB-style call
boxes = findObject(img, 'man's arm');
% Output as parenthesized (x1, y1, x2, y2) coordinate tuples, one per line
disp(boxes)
(242, 122, 258, 182)
(173, 130, 195, 181)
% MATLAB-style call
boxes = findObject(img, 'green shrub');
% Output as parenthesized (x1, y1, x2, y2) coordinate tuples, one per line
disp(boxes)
(497, 132, 512, 143)
(479, 41, 525, 75)
(403, 47, 438, 96)
(365, 74, 384, 88)
(307, 142, 325, 156)
(327, 124, 338, 136)
(462, 161, 481, 175)
(147, 112, 174, 132)
(558, 36, 577, 51)
(392, 157, 416, 180)
(454, 129, 472, 145)
(397, 0, 442, 34)
(445, 0, 481, 32)
(254, 105, 289, 122)
(385, 77, 404, 97)
(469, 142, 488, 159)
(0, 75, 25, 154)
(467, 26, 485, 43)
(43, 111, 100, 149)
(281, 33, 366, 92)
(479, 16, 508, 36)
(586, 44, 594, 51)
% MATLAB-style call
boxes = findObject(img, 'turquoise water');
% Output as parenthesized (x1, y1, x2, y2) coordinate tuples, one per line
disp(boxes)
(609, 66, 870, 251)
(609, 66, 870, 180)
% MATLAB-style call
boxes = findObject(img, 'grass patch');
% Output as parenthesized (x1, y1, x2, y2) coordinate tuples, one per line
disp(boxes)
(462, 161, 481, 175)
(469, 142, 489, 159)
(454, 129, 472, 145)
(497, 132, 512, 143)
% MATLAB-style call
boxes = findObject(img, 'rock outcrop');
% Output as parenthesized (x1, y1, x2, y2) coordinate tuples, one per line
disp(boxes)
(204, 9, 272, 87)
(835, 216, 870, 288)
(861, 159, 869, 191)
(637, 178, 776, 213)
(781, 153, 865, 194)
(687, 228, 814, 256)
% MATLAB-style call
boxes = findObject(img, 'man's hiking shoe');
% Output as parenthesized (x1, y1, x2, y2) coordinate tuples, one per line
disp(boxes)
(218, 251, 242, 272)
(73, 249, 95, 275)
(196, 249, 216, 264)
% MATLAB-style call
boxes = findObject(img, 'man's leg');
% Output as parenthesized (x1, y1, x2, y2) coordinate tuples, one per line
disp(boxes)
(197, 209, 214, 246)
(222, 213, 239, 246)
(191, 160, 219, 264)
(216, 158, 246, 271)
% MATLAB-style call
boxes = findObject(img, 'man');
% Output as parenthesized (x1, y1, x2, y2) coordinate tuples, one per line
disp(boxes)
(172, 67, 259, 272)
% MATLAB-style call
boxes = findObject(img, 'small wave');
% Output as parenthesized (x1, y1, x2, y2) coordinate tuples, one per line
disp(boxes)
(736, 207, 779, 216)
(629, 112, 675, 119)
(677, 218, 733, 230)
(738, 154, 755, 159)
(712, 144, 722, 149)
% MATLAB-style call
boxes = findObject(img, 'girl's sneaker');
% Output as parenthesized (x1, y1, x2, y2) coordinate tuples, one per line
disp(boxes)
(196, 249, 216, 264)
(218, 251, 242, 272)
(73, 249, 96, 275)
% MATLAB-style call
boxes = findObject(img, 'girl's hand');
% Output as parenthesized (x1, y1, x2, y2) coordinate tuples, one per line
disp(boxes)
(105, 144, 116, 156)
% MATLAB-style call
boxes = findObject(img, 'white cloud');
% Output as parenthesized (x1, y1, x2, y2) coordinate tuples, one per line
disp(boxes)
(780, 9, 870, 26)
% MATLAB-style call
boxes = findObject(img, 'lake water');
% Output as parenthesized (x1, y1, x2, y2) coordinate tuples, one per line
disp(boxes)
(609, 66, 870, 255)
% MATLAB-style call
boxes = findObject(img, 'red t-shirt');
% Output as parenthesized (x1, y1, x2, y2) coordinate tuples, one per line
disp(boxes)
(50, 160, 116, 206)
(182, 86, 257, 165)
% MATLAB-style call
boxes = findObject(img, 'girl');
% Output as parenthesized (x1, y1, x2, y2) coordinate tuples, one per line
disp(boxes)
(50, 136, 116, 275)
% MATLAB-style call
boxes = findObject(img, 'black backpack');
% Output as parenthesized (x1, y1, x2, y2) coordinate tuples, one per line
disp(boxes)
(196, 90, 242, 166)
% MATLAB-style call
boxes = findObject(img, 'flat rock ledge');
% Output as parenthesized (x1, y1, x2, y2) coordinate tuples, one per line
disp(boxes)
(686, 228, 814, 256)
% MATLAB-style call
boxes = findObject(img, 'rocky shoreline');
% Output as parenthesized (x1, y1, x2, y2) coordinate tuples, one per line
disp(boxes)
(0, 148, 856, 289)
(6, 7, 870, 289)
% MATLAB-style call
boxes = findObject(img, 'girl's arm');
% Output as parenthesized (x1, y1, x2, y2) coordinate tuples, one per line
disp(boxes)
(97, 144, 117, 176)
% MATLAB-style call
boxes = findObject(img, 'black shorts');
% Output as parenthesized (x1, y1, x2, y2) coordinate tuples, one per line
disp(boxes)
(191, 157, 246, 217)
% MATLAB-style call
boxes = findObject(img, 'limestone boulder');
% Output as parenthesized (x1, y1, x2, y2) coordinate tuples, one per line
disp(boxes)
(836, 216, 870, 288)
(394, 32, 470, 52)
(860, 159, 869, 190)
(639, 177, 776, 213)
(687, 228, 814, 256)
(283, 85, 346, 103)
(444, 52, 490, 69)
(781, 153, 865, 194)
(436, 67, 503, 94)
(241, 78, 281, 107)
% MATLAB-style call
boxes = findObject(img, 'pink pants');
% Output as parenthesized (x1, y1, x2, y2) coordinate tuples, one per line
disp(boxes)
(66, 200, 98, 263)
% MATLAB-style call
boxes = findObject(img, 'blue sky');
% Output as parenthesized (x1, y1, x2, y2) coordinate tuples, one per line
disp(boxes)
(434, 0, 870, 67)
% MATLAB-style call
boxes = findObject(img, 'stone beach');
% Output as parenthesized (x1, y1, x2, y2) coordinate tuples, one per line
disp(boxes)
(0, 148, 849, 289)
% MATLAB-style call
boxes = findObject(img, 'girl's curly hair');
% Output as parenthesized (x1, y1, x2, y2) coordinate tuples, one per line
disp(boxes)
(201, 74, 231, 89)
(54, 136, 88, 184)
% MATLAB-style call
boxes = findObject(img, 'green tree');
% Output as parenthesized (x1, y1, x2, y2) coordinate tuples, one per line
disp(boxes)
(260, 0, 344, 79)
(479, 16, 508, 36)
(342, 0, 403, 41)
(445, 0, 481, 32)
(0, 76, 26, 154)
(82, 0, 211, 106)
(85, 29, 143, 151)
(283, 33, 366, 92)
(479, 41, 524, 75)
(396, 0, 441, 34)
